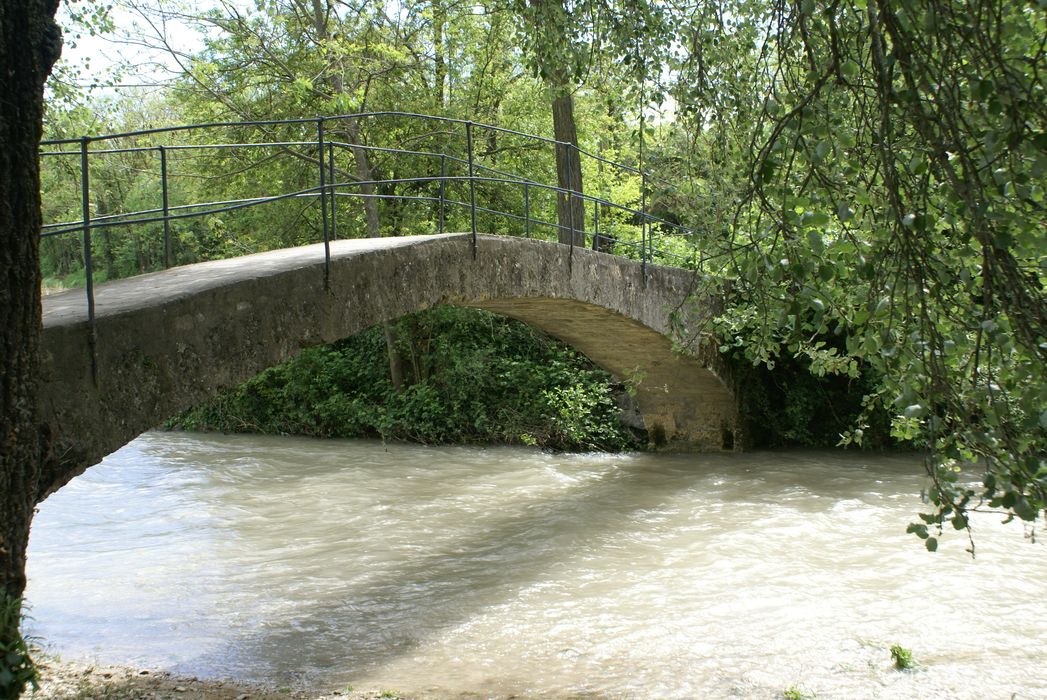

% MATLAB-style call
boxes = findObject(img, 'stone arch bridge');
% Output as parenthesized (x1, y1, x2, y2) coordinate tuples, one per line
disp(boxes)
(37, 233, 738, 500)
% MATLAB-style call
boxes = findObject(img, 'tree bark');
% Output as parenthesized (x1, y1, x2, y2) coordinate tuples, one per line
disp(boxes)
(382, 321, 405, 392)
(1, 0, 61, 693)
(552, 91, 585, 246)
(344, 120, 381, 239)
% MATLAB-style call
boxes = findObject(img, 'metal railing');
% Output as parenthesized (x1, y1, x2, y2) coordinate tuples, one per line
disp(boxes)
(40, 112, 716, 349)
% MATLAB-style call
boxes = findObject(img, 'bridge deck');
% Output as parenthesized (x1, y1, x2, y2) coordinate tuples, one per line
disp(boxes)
(43, 234, 450, 326)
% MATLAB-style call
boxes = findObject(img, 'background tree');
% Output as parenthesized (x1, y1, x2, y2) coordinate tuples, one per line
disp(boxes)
(508, 0, 671, 247)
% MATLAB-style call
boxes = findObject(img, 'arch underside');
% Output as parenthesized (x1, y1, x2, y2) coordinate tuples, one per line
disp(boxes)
(37, 234, 738, 500)
(470, 298, 736, 449)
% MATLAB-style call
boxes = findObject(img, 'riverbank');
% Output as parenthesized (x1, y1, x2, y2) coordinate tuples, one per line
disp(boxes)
(26, 656, 410, 700)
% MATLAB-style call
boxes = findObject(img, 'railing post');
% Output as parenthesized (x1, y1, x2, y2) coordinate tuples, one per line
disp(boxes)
(316, 118, 331, 288)
(524, 182, 530, 238)
(159, 146, 171, 269)
(569, 140, 577, 252)
(593, 201, 600, 251)
(641, 171, 647, 286)
(565, 140, 582, 272)
(439, 154, 446, 235)
(80, 137, 97, 383)
(328, 141, 338, 241)
(466, 121, 477, 258)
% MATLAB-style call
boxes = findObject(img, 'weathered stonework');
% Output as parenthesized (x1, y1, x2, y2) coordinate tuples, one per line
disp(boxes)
(37, 234, 738, 500)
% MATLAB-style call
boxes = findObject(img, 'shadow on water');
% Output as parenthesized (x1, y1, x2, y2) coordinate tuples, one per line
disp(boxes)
(186, 451, 692, 682)
(133, 434, 925, 685)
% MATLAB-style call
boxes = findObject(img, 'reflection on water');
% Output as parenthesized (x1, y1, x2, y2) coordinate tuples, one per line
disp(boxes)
(26, 432, 1047, 698)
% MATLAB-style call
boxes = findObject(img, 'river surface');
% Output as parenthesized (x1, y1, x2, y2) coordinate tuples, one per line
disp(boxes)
(25, 432, 1047, 699)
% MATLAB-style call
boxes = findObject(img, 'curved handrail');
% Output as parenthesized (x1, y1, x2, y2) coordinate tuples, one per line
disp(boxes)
(39, 112, 720, 365)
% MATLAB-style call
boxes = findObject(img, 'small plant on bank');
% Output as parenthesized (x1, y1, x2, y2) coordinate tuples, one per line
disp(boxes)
(782, 685, 815, 699)
(890, 643, 916, 670)
(0, 595, 39, 698)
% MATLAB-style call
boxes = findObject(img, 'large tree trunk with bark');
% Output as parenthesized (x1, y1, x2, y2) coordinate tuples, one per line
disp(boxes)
(0, 0, 61, 695)
(552, 91, 585, 246)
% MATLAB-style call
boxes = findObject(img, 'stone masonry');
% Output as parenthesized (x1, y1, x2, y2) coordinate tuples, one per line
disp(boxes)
(36, 234, 738, 500)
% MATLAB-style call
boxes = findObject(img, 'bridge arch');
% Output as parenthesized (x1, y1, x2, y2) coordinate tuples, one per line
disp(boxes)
(37, 234, 738, 499)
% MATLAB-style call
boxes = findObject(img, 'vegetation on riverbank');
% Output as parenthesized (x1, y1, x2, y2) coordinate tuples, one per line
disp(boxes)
(729, 350, 893, 450)
(169, 303, 896, 452)
(169, 306, 642, 452)
(0, 597, 37, 697)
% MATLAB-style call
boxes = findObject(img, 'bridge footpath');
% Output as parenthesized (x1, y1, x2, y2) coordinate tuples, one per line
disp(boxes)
(37, 233, 738, 501)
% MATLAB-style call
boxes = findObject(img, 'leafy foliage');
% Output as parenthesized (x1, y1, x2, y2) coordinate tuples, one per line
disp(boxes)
(695, 0, 1047, 547)
(169, 307, 641, 452)
(728, 346, 893, 449)
(782, 686, 815, 700)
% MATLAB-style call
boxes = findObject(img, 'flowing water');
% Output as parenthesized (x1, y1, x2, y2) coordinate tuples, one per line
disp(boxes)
(25, 432, 1047, 699)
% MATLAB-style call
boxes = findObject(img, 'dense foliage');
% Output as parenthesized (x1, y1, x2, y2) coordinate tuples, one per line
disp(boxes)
(729, 351, 893, 449)
(168, 306, 641, 452)
(700, 0, 1047, 550)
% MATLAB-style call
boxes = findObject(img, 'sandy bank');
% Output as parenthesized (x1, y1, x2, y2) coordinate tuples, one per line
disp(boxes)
(25, 656, 414, 700)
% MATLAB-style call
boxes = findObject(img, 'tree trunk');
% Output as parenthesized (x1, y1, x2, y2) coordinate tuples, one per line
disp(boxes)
(341, 121, 403, 386)
(345, 120, 380, 239)
(552, 92, 585, 246)
(0, 0, 61, 694)
(306, 0, 401, 387)
(382, 321, 404, 392)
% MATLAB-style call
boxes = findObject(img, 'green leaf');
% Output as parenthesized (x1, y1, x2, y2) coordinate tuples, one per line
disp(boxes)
(925, 537, 938, 552)
(813, 139, 830, 162)
(903, 404, 925, 418)
(805, 211, 830, 227)
(807, 229, 825, 252)
(906, 522, 929, 539)
(1014, 497, 1037, 522)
